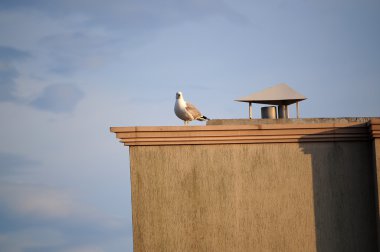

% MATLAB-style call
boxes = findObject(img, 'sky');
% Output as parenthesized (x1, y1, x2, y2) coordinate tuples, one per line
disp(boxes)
(0, 0, 379, 251)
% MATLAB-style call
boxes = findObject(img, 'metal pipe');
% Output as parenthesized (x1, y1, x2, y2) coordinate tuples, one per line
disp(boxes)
(278, 105, 288, 119)
(296, 101, 300, 119)
(261, 106, 277, 119)
(249, 102, 252, 119)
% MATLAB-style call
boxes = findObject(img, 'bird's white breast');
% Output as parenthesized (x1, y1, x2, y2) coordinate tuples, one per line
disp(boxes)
(174, 99, 193, 121)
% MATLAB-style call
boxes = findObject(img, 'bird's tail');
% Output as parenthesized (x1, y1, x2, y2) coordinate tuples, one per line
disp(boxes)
(197, 115, 210, 121)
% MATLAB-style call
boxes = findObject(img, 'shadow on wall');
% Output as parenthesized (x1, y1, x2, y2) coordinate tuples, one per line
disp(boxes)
(299, 129, 378, 251)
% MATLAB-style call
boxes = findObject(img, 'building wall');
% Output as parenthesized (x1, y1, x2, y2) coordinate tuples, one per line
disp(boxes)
(111, 119, 380, 252)
(129, 142, 376, 252)
(373, 138, 380, 250)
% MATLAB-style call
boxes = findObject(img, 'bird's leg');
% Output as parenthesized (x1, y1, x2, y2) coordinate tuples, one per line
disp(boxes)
(184, 121, 187, 126)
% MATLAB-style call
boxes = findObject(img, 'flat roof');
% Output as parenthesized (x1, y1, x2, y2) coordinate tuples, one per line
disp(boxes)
(110, 118, 380, 146)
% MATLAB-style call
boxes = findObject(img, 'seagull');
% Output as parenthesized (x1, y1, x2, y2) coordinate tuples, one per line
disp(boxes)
(174, 91, 209, 125)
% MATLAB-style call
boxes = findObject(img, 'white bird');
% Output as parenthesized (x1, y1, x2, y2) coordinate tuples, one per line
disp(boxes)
(174, 91, 209, 125)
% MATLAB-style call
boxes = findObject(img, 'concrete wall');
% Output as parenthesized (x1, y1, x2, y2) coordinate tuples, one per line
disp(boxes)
(111, 118, 380, 252)
(129, 142, 377, 252)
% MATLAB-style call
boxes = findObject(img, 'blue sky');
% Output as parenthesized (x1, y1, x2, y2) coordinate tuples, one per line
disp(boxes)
(0, 0, 379, 251)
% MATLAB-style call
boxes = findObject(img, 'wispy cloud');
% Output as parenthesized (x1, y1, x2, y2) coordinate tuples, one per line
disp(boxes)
(42, 32, 114, 75)
(0, 46, 31, 102)
(30, 84, 84, 113)
(0, 152, 39, 175)
(0, 182, 132, 252)
(0, 46, 30, 61)
(0, 45, 85, 113)
(0, 64, 19, 101)
(0, 0, 248, 28)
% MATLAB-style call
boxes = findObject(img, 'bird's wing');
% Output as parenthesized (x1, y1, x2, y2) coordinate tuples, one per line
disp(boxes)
(185, 102, 202, 118)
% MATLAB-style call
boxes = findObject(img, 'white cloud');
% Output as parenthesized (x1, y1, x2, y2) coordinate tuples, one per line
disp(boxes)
(0, 182, 132, 251)
(0, 228, 66, 252)
(0, 183, 79, 219)
(30, 84, 84, 113)
(0, 182, 127, 226)
(0, 46, 31, 102)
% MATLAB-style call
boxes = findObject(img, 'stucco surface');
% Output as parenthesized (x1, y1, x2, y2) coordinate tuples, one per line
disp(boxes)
(129, 142, 377, 252)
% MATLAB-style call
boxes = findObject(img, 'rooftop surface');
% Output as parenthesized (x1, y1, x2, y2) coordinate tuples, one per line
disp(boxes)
(207, 117, 380, 125)
(110, 118, 380, 146)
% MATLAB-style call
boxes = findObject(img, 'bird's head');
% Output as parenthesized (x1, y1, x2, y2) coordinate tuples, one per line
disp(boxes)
(176, 91, 183, 99)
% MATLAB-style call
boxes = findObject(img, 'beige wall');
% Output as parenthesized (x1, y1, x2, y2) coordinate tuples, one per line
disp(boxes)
(129, 142, 377, 252)
(111, 119, 380, 251)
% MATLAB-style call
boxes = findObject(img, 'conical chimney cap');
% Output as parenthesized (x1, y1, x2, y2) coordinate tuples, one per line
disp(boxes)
(235, 83, 307, 106)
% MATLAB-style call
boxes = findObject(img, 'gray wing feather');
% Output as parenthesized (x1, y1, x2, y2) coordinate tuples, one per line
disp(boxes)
(185, 102, 202, 119)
